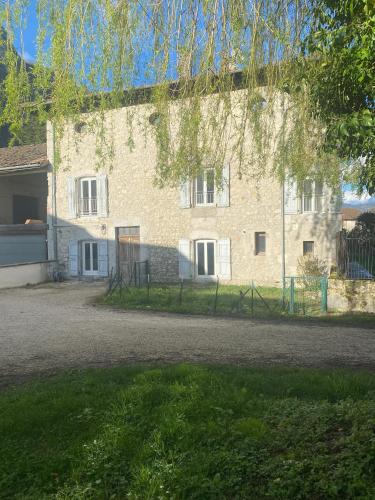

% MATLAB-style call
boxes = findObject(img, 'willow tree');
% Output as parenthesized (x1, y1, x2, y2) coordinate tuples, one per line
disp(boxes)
(0, 0, 343, 189)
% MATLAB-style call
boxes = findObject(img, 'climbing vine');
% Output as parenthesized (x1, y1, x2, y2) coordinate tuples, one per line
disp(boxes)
(0, 0, 344, 189)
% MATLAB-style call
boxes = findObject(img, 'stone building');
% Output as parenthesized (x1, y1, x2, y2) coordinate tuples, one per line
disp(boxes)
(46, 88, 342, 285)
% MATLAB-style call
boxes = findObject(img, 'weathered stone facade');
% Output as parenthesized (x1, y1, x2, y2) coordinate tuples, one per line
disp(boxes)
(46, 90, 341, 285)
(328, 279, 375, 313)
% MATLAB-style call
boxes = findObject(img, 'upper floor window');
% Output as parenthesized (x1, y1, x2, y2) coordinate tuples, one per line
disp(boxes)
(179, 166, 230, 209)
(67, 174, 108, 219)
(195, 170, 215, 206)
(285, 178, 340, 215)
(302, 180, 324, 213)
(79, 178, 97, 216)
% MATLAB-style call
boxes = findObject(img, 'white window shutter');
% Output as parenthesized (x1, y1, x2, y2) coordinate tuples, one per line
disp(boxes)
(179, 180, 191, 208)
(68, 240, 79, 276)
(284, 179, 298, 214)
(217, 239, 231, 280)
(178, 239, 192, 279)
(216, 165, 230, 207)
(98, 240, 109, 276)
(328, 191, 342, 213)
(97, 174, 108, 217)
(67, 177, 77, 218)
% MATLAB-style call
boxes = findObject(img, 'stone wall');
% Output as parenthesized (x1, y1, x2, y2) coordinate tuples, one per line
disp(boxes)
(46, 89, 341, 285)
(328, 279, 375, 313)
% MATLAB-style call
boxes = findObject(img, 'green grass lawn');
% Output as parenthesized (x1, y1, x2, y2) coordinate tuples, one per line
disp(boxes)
(104, 284, 289, 317)
(102, 283, 375, 326)
(1, 365, 375, 499)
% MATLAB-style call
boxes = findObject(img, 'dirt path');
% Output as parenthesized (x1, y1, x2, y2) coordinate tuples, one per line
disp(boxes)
(0, 282, 374, 388)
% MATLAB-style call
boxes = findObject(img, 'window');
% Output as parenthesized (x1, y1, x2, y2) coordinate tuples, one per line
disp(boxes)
(255, 232, 266, 255)
(315, 182, 323, 212)
(79, 178, 97, 216)
(303, 241, 314, 256)
(302, 180, 313, 212)
(195, 170, 215, 206)
(196, 240, 215, 277)
(302, 180, 324, 213)
(82, 241, 99, 275)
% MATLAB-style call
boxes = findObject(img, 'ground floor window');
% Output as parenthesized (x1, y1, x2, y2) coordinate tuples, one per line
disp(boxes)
(82, 241, 99, 275)
(303, 240, 314, 256)
(196, 240, 215, 277)
(255, 232, 266, 255)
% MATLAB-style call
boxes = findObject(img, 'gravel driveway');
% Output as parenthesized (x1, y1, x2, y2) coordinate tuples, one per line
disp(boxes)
(0, 282, 374, 388)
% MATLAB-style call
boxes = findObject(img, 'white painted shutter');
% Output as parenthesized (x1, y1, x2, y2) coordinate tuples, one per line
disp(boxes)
(178, 239, 192, 279)
(217, 239, 231, 280)
(97, 174, 108, 217)
(68, 240, 79, 276)
(216, 165, 230, 207)
(284, 179, 298, 214)
(67, 177, 77, 218)
(179, 180, 191, 208)
(328, 191, 342, 213)
(98, 240, 109, 276)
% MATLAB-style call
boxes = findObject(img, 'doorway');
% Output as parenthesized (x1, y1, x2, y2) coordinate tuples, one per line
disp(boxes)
(116, 226, 140, 283)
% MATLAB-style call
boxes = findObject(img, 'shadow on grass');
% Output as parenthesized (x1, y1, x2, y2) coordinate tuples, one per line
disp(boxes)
(1, 364, 375, 499)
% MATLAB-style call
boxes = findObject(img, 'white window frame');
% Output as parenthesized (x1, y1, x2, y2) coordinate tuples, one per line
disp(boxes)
(195, 240, 216, 279)
(82, 241, 99, 276)
(195, 170, 215, 206)
(79, 177, 98, 216)
(302, 180, 324, 213)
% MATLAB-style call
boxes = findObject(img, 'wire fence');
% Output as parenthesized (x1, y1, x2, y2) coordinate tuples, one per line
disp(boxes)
(337, 233, 375, 280)
(106, 274, 328, 318)
(282, 276, 328, 315)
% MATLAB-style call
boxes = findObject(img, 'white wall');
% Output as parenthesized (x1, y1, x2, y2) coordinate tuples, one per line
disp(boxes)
(0, 261, 52, 289)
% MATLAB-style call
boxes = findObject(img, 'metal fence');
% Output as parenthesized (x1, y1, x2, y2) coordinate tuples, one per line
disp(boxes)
(337, 233, 375, 280)
(283, 276, 328, 315)
(108, 260, 149, 293)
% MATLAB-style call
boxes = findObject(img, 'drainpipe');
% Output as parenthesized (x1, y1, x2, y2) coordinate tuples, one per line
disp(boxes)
(51, 122, 58, 264)
(281, 180, 286, 306)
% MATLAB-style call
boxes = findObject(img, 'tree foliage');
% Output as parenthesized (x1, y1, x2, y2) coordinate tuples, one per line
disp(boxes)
(349, 211, 375, 240)
(0, 0, 372, 193)
(304, 0, 375, 194)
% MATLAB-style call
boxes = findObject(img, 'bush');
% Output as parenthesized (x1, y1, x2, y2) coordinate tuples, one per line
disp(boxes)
(297, 255, 328, 277)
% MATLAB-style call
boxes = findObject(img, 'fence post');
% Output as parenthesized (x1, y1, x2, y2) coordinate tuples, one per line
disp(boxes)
(213, 277, 219, 314)
(147, 273, 150, 301)
(321, 277, 328, 313)
(289, 277, 295, 314)
(178, 278, 184, 305)
(251, 280, 254, 316)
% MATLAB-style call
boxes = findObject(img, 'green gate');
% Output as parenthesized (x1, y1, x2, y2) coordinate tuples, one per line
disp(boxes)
(283, 276, 328, 315)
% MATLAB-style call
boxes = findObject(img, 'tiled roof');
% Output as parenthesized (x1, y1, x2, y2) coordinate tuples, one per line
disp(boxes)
(341, 207, 361, 220)
(0, 143, 48, 171)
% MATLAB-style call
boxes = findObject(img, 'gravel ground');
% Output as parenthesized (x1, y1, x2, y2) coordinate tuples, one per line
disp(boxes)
(0, 281, 374, 388)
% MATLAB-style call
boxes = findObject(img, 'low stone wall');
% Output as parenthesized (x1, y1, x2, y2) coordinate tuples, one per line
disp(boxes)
(328, 278, 375, 313)
(0, 260, 54, 289)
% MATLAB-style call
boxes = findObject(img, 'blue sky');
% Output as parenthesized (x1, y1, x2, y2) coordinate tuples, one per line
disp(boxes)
(12, 3, 375, 207)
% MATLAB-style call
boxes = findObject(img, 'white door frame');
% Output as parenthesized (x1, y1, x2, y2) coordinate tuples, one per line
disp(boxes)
(195, 239, 216, 280)
(82, 240, 99, 276)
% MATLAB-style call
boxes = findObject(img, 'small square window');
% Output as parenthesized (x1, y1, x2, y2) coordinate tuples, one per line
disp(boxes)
(255, 232, 266, 255)
(303, 241, 314, 256)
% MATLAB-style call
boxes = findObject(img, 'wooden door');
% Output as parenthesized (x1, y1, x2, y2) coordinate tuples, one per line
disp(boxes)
(117, 226, 140, 283)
